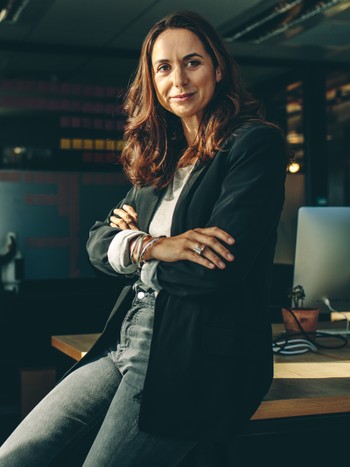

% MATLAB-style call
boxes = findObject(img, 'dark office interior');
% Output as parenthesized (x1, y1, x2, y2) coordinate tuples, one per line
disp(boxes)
(0, 0, 350, 465)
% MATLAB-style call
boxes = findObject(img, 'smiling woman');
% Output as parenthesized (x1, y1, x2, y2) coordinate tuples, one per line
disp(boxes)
(121, 10, 271, 190)
(151, 28, 221, 142)
(0, 10, 287, 467)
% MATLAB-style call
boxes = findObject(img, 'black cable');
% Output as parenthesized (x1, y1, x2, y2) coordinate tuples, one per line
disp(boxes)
(273, 336, 317, 355)
(273, 307, 348, 354)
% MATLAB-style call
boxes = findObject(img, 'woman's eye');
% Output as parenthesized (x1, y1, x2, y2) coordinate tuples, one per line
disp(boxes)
(157, 64, 170, 73)
(186, 60, 200, 68)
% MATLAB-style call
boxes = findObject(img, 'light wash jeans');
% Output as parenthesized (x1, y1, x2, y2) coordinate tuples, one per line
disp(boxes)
(0, 289, 197, 466)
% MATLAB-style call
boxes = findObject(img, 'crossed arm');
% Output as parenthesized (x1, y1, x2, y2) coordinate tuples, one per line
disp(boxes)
(87, 125, 286, 296)
(109, 204, 235, 271)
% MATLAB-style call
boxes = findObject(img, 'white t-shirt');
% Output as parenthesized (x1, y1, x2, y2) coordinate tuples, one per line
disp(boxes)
(107, 165, 193, 293)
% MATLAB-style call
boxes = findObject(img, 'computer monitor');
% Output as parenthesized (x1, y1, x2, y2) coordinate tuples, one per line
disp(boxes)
(293, 207, 350, 314)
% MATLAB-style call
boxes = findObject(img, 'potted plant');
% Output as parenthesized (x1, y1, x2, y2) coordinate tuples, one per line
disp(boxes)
(281, 285, 320, 335)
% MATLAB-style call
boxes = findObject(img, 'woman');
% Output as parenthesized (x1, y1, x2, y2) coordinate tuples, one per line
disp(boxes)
(0, 10, 286, 467)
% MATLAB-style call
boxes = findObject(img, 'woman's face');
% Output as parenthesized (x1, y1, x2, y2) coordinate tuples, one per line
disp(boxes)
(151, 28, 221, 129)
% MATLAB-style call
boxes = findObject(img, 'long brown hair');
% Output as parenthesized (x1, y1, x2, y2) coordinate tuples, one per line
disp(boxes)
(121, 10, 266, 189)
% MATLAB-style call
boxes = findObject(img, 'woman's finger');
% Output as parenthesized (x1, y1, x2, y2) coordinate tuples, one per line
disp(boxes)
(113, 208, 134, 224)
(122, 204, 138, 221)
(187, 230, 235, 264)
(193, 227, 234, 245)
(113, 206, 138, 224)
(190, 241, 228, 269)
(110, 216, 129, 230)
(188, 246, 216, 270)
(111, 207, 139, 230)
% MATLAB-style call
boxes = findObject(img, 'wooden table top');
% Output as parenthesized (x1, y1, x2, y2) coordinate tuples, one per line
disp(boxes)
(51, 333, 99, 362)
(51, 322, 350, 421)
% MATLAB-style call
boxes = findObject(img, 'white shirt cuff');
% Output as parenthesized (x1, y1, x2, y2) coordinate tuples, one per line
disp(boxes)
(107, 229, 146, 274)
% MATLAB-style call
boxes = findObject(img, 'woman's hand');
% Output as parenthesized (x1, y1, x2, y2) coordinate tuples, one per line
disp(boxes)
(110, 205, 139, 230)
(144, 227, 235, 270)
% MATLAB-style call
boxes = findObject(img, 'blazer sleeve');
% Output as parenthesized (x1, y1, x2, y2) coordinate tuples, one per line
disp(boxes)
(156, 124, 287, 297)
(86, 184, 139, 277)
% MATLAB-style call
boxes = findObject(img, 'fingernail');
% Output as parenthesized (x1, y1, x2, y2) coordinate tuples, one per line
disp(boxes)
(227, 253, 234, 260)
(227, 237, 234, 244)
(219, 261, 225, 268)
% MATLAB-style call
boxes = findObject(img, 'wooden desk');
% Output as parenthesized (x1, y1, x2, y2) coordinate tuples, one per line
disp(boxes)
(51, 333, 100, 361)
(51, 323, 350, 422)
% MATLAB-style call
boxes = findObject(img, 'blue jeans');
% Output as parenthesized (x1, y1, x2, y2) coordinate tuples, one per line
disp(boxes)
(0, 289, 197, 466)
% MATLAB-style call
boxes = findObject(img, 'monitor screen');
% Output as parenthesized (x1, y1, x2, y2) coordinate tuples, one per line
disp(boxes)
(293, 207, 350, 313)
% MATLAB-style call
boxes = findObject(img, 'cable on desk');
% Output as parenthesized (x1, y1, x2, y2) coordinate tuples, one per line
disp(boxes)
(273, 337, 317, 355)
(273, 307, 348, 355)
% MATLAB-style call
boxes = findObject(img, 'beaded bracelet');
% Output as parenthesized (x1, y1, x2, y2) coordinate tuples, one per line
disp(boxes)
(139, 235, 166, 267)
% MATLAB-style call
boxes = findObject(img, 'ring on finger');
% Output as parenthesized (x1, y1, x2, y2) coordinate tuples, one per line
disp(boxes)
(193, 244, 205, 256)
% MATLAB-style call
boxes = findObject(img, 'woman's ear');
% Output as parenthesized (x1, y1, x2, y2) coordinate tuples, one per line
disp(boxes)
(216, 67, 222, 83)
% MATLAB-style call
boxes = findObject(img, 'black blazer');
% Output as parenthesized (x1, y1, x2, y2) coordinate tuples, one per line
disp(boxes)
(82, 123, 286, 442)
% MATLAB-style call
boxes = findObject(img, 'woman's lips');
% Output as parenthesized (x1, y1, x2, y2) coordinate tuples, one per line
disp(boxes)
(170, 92, 195, 102)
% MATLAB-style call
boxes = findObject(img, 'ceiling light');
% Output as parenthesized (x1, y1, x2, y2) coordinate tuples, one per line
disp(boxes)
(0, 8, 8, 22)
(0, 0, 30, 24)
(223, 0, 344, 44)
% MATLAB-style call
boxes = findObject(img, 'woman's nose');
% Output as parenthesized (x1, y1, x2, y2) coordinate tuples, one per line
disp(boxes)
(173, 66, 188, 87)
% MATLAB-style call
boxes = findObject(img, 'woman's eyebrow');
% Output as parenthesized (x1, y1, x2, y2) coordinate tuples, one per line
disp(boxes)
(183, 52, 204, 60)
(153, 52, 204, 66)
